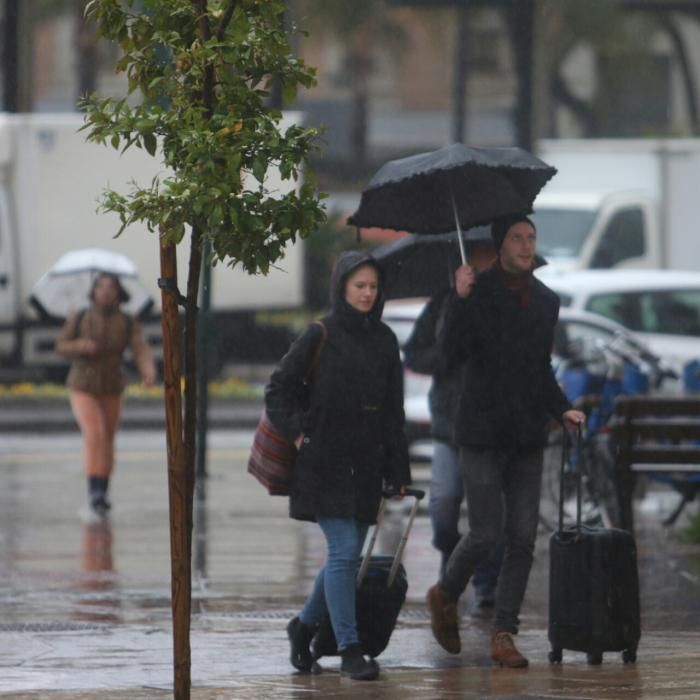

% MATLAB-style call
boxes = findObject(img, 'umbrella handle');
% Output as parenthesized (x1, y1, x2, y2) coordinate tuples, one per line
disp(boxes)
(450, 189, 468, 265)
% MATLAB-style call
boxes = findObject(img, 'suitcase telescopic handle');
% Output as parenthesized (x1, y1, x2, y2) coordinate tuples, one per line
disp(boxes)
(558, 426, 583, 534)
(357, 488, 426, 588)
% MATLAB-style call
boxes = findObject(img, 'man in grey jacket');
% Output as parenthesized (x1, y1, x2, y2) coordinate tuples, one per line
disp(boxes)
(404, 240, 503, 609)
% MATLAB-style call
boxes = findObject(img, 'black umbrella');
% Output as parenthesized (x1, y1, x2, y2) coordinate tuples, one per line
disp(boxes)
(372, 227, 489, 300)
(371, 228, 547, 300)
(348, 143, 556, 263)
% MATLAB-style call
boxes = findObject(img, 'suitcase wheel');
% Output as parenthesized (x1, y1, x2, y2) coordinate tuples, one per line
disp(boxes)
(622, 649, 637, 664)
(586, 652, 603, 665)
(548, 648, 562, 664)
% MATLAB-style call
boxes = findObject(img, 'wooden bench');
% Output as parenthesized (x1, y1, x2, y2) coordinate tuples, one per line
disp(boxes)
(610, 396, 700, 533)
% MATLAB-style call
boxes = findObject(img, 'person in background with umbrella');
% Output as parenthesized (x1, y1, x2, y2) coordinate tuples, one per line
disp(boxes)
(426, 214, 585, 668)
(56, 273, 157, 519)
(403, 239, 505, 611)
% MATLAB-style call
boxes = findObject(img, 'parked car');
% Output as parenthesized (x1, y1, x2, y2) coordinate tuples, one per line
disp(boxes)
(382, 299, 673, 459)
(380, 300, 433, 459)
(535, 268, 700, 378)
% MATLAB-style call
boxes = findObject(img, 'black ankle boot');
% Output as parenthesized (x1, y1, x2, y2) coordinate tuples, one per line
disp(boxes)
(340, 644, 379, 681)
(88, 477, 111, 515)
(286, 616, 316, 672)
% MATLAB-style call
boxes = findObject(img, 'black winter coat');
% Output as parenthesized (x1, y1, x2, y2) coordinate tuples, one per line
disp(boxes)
(403, 288, 463, 446)
(441, 267, 570, 449)
(265, 252, 411, 524)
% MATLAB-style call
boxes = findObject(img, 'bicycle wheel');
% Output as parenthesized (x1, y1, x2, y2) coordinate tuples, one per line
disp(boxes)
(539, 427, 579, 531)
(585, 433, 621, 528)
(539, 427, 608, 531)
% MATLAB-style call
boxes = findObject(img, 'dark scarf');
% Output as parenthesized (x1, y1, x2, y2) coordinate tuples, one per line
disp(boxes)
(492, 258, 533, 308)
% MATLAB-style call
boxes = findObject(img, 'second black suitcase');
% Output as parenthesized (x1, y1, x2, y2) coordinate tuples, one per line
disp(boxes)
(311, 487, 424, 660)
(548, 430, 641, 665)
(549, 524, 641, 664)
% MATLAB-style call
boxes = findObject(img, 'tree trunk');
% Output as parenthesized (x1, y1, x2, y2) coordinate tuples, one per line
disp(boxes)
(451, 3, 470, 144)
(183, 227, 203, 552)
(75, 0, 98, 102)
(159, 241, 191, 700)
(349, 31, 372, 173)
(507, 0, 536, 151)
(658, 12, 699, 135)
(3, 0, 33, 111)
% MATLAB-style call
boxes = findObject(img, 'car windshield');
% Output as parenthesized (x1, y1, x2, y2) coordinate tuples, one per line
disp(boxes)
(530, 208, 597, 259)
(587, 289, 700, 337)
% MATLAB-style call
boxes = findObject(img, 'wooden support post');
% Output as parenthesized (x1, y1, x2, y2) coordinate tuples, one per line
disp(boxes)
(159, 240, 191, 700)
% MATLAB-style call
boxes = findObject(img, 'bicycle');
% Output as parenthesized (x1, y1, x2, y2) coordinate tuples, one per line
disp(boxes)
(540, 334, 666, 532)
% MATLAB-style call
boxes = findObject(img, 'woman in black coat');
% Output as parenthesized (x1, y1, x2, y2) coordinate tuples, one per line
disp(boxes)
(265, 251, 411, 680)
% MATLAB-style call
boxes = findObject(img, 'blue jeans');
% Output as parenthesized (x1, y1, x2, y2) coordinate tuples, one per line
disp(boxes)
(431, 441, 504, 597)
(299, 517, 369, 651)
(442, 446, 543, 633)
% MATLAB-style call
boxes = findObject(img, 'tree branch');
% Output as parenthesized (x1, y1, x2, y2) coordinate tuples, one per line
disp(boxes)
(550, 70, 598, 136)
(216, 0, 237, 42)
(193, 0, 214, 117)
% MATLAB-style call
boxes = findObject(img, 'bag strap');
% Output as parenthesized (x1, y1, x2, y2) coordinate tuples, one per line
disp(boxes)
(71, 309, 87, 340)
(124, 313, 133, 341)
(303, 320, 327, 385)
(72, 309, 133, 341)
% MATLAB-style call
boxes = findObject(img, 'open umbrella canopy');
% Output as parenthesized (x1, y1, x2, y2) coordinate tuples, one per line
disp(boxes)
(348, 143, 557, 235)
(30, 248, 154, 320)
(372, 227, 490, 300)
(48, 248, 138, 277)
(371, 228, 547, 300)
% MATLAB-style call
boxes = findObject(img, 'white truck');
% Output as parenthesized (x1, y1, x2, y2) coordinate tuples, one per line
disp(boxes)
(532, 138, 700, 273)
(0, 112, 305, 380)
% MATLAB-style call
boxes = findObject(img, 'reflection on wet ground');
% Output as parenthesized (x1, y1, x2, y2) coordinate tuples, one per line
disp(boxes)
(1, 431, 700, 698)
(73, 521, 121, 624)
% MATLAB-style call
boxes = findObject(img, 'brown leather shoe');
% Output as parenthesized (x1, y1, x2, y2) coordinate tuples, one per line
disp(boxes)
(426, 584, 461, 654)
(490, 628, 529, 668)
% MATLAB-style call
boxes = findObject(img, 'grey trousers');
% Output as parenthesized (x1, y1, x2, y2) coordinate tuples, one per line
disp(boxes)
(441, 446, 543, 634)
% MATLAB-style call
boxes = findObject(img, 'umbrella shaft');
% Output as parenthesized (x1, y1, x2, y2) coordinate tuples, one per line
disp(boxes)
(450, 190, 467, 265)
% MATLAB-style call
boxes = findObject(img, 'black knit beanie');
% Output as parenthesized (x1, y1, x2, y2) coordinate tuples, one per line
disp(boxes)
(491, 214, 535, 253)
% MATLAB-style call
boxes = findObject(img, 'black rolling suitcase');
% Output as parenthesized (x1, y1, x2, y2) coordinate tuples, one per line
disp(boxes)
(311, 487, 425, 660)
(548, 429, 641, 665)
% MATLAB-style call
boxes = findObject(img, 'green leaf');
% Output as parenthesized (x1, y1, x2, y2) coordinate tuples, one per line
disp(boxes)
(282, 82, 297, 105)
(143, 132, 157, 156)
(251, 157, 267, 183)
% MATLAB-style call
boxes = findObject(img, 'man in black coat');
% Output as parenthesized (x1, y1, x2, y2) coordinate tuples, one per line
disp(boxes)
(426, 215, 585, 668)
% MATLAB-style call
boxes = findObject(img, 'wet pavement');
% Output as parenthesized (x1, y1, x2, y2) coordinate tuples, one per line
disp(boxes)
(1, 428, 700, 699)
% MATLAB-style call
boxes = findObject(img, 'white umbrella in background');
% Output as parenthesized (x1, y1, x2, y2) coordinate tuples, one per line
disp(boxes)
(30, 248, 154, 319)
